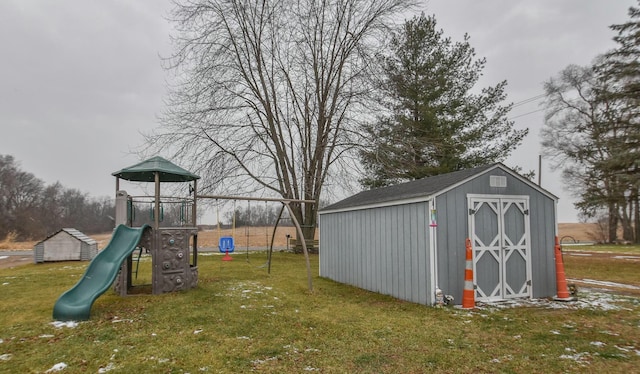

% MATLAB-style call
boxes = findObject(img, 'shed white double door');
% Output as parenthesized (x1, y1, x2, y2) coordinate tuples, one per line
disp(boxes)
(468, 195, 532, 301)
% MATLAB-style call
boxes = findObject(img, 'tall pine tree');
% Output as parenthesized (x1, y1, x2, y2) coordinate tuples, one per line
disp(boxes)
(600, 1, 640, 242)
(359, 14, 526, 188)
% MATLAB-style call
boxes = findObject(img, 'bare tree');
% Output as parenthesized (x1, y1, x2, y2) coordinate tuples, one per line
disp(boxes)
(541, 62, 631, 243)
(145, 0, 414, 246)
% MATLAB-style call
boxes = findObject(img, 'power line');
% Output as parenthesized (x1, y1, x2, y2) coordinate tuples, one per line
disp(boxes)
(506, 93, 546, 120)
(509, 108, 545, 120)
(512, 93, 546, 108)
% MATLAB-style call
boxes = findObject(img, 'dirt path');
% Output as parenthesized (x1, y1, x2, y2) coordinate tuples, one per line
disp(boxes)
(0, 255, 33, 269)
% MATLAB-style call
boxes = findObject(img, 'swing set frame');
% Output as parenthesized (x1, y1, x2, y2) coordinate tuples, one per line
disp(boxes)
(199, 194, 316, 292)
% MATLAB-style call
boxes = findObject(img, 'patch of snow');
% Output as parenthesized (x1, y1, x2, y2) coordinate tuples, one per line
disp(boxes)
(51, 321, 78, 329)
(474, 290, 633, 312)
(303, 366, 320, 371)
(39, 334, 54, 338)
(577, 279, 640, 290)
(612, 255, 640, 260)
(98, 362, 116, 373)
(2, 283, 9, 286)
(251, 356, 278, 365)
(0, 339, 3, 344)
(600, 330, 619, 336)
(0, 354, 12, 361)
(550, 330, 561, 335)
(194, 329, 203, 334)
(590, 341, 606, 347)
(45, 362, 68, 372)
(111, 318, 132, 323)
(0, 256, 8, 260)
(237, 336, 251, 340)
(559, 352, 590, 364)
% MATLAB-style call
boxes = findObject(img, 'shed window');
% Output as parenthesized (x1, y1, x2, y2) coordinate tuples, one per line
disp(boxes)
(490, 175, 507, 188)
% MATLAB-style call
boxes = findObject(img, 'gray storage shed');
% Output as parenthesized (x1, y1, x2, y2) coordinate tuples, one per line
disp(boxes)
(319, 163, 559, 306)
(34, 228, 98, 263)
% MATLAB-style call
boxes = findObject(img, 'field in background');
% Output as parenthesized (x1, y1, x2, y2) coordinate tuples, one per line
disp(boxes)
(1, 223, 600, 251)
(558, 222, 602, 242)
(0, 226, 313, 251)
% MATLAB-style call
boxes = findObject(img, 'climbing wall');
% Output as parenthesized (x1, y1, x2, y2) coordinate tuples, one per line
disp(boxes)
(153, 228, 198, 294)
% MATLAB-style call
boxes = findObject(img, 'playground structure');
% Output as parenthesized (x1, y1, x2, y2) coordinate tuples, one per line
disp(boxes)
(53, 156, 315, 320)
(112, 156, 200, 296)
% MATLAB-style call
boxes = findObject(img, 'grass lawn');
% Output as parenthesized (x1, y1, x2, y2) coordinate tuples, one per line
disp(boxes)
(1, 250, 639, 373)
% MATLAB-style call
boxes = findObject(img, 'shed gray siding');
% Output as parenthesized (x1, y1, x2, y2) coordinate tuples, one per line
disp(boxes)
(319, 163, 558, 306)
(34, 229, 98, 263)
(435, 168, 557, 302)
(320, 202, 432, 305)
(34, 242, 45, 263)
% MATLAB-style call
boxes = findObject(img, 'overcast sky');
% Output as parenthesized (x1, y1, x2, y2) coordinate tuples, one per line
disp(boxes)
(0, 0, 636, 223)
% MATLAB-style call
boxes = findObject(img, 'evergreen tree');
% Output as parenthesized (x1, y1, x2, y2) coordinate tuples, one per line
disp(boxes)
(599, 1, 640, 242)
(359, 14, 527, 188)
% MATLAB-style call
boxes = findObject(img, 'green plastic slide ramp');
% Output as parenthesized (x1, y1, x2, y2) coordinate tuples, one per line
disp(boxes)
(52, 224, 149, 321)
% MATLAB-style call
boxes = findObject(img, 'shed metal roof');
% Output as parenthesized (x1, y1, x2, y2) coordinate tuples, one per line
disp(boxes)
(36, 228, 97, 246)
(320, 163, 557, 213)
(112, 156, 200, 182)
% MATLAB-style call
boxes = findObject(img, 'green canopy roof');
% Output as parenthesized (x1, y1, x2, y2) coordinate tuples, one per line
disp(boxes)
(112, 156, 200, 182)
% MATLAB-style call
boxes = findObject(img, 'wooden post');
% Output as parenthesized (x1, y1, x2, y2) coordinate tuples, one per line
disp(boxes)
(154, 172, 160, 231)
(192, 179, 198, 266)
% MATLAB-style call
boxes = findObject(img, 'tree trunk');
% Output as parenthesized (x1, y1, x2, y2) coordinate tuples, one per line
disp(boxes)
(608, 202, 618, 243)
(634, 188, 640, 244)
(621, 200, 634, 242)
(291, 201, 318, 254)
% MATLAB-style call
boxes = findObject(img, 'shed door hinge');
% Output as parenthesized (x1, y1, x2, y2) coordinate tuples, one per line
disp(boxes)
(468, 208, 476, 215)
(524, 209, 529, 215)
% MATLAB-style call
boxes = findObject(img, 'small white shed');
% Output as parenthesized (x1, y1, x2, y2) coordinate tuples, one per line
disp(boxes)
(34, 228, 98, 263)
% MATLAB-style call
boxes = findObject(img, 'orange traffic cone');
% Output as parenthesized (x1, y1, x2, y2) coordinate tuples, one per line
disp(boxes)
(462, 238, 475, 309)
(554, 236, 573, 301)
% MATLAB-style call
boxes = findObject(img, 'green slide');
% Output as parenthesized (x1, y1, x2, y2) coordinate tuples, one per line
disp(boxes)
(52, 224, 149, 321)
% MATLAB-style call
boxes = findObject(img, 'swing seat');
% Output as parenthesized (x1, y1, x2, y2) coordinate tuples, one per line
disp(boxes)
(218, 236, 235, 253)
(219, 236, 235, 261)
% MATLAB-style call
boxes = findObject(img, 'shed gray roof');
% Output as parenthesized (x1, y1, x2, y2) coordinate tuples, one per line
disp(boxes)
(320, 163, 556, 213)
(36, 228, 97, 246)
